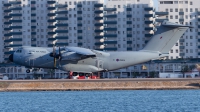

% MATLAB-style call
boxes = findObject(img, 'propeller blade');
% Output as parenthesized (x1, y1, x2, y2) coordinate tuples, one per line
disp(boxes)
(53, 45, 56, 68)
(59, 47, 61, 66)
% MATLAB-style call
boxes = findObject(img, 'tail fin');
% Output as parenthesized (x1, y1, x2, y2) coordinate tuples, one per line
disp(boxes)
(142, 21, 191, 54)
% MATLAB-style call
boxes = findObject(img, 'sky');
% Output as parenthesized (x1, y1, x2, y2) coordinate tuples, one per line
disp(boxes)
(153, 0, 158, 10)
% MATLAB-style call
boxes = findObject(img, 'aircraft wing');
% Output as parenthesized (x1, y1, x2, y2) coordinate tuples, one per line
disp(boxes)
(65, 47, 96, 57)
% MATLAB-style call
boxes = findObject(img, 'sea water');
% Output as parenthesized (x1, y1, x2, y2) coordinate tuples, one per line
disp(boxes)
(0, 90, 200, 112)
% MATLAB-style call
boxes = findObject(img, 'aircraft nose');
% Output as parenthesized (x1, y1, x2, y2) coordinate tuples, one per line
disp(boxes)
(9, 54, 13, 62)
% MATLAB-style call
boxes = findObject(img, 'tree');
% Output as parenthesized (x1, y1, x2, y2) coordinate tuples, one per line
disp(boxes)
(181, 65, 189, 78)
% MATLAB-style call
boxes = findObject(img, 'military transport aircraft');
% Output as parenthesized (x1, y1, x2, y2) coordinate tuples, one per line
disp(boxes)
(9, 21, 191, 75)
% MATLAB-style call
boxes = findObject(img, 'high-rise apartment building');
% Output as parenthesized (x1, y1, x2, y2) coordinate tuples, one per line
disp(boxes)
(1, 0, 155, 63)
(157, 0, 199, 59)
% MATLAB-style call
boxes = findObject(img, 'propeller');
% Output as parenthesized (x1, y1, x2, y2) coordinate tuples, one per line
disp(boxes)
(49, 45, 62, 68)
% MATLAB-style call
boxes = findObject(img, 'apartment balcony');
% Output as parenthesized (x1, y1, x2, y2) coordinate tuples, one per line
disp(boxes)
(9, 13, 22, 16)
(55, 11, 68, 14)
(31, 44, 36, 47)
(48, 19, 56, 22)
(104, 28, 117, 31)
(47, 1, 56, 4)
(48, 7, 56, 10)
(104, 41, 117, 44)
(55, 30, 68, 33)
(4, 9, 11, 13)
(4, 15, 12, 19)
(9, 26, 22, 29)
(78, 43, 83, 46)
(4, 38, 22, 42)
(55, 36, 68, 39)
(4, 3, 11, 7)
(127, 28, 132, 31)
(4, 28, 12, 30)
(145, 27, 154, 30)
(77, 23, 82, 26)
(94, 16, 103, 20)
(55, 17, 68, 20)
(180, 53, 185, 56)
(179, 18, 184, 21)
(31, 38, 36, 41)
(48, 13, 56, 16)
(95, 29, 103, 32)
(179, 39, 185, 42)
(94, 10, 103, 14)
(31, 13, 36, 16)
(31, 32, 36, 35)
(127, 47, 132, 51)
(127, 34, 132, 37)
(77, 11, 82, 14)
(104, 21, 117, 24)
(4, 51, 15, 55)
(179, 46, 185, 49)
(31, 7, 36, 10)
(145, 34, 154, 37)
(4, 22, 11, 24)
(94, 23, 103, 26)
(55, 4, 68, 8)
(10, 6, 22, 10)
(31, 1, 36, 4)
(77, 30, 82, 33)
(95, 35, 103, 39)
(78, 36, 82, 39)
(144, 14, 154, 17)
(10, 1, 21, 4)
(127, 21, 132, 24)
(144, 7, 153, 11)
(48, 31, 56, 35)
(9, 20, 22, 23)
(94, 3, 103, 7)
(104, 14, 117, 18)
(126, 8, 132, 11)
(104, 47, 117, 51)
(179, 12, 184, 15)
(155, 19, 169, 22)
(127, 41, 132, 44)
(77, 4, 82, 7)
(155, 12, 169, 15)
(56, 43, 68, 46)
(77, 17, 82, 20)
(31, 26, 36, 28)
(48, 25, 56, 28)
(127, 14, 132, 18)
(48, 38, 56, 41)
(48, 44, 54, 47)
(104, 8, 116, 11)
(104, 34, 117, 37)
(95, 42, 103, 45)
(31, 20, 36, 22)
(5, 44, 22, 48)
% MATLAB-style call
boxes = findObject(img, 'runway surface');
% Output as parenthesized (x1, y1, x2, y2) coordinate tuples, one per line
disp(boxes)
(1, 78, 200, 82)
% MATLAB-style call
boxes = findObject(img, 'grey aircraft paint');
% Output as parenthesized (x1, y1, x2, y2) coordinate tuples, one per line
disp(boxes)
(9, 21, 190, 73)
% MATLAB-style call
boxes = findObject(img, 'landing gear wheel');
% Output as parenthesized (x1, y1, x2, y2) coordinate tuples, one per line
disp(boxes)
(26, 69, 30, 73)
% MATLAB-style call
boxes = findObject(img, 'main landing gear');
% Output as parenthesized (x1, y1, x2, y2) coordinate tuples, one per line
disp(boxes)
(26, 68, 40, 73)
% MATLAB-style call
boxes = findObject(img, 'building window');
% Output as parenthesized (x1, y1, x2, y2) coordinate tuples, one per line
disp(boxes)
(170, 8, 173, 12)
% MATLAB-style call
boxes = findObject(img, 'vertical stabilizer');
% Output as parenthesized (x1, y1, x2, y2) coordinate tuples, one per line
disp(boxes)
(142, 21, 190, 54)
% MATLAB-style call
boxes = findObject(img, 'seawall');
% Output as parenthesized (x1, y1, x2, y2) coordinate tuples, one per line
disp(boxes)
(0, 79, 200, 91)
